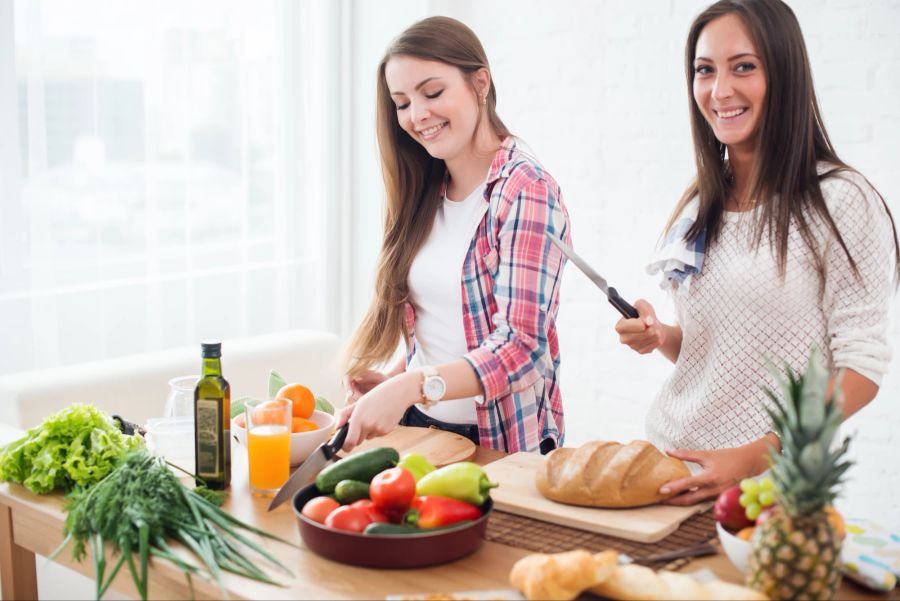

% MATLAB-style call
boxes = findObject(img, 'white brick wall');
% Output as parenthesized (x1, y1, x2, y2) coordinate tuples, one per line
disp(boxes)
(418, 0, 900, 527)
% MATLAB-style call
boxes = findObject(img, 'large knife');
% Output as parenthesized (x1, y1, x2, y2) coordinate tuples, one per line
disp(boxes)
(549, 236, 639, 319)
(268, 422, 349, 511)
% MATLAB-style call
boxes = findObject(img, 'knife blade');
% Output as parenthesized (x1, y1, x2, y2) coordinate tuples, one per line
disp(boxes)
(620, 542, 718, 565)
(267, 422, 349, 511)
(549, 236, 639, 319)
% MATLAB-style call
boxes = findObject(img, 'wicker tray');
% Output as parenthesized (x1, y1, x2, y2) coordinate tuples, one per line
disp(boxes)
(485, 508, 717, 571)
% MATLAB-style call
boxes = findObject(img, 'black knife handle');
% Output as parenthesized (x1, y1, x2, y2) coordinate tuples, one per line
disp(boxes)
(112, 414, 146, 437)
(608, 287, 639, 319)
(323, 422, 350, 460)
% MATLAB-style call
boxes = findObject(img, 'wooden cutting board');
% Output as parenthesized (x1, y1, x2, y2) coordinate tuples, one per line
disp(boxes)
(341, 426, 476, 467)
(483, 452, 708, 543)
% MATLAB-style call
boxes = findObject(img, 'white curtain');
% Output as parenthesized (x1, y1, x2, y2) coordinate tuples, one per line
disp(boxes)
(0, 0, 350, 374)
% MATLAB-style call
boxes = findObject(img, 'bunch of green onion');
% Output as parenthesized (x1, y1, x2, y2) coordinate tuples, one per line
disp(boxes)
(52, 450, 295, 600)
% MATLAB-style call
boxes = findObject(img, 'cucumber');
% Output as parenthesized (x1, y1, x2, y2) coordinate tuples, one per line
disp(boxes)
(334, 480, 370, 504)
(315, 447, 400, 493)
(363, 521, 474, 536)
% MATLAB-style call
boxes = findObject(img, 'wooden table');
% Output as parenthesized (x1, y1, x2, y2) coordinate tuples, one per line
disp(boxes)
(0, 439, 895, 600)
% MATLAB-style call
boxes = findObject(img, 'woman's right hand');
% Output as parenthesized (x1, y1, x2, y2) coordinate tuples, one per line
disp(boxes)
(615, 299, 666, 354)
(342, 370, 388, 404)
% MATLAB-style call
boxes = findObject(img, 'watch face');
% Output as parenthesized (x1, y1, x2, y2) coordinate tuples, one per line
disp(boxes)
(424, 376, 446, 402)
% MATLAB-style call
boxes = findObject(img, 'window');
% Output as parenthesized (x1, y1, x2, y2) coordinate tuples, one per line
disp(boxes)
(0, 0, 338, 373)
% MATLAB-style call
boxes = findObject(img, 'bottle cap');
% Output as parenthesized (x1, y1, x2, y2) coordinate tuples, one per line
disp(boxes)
(201, 341, 222, 358)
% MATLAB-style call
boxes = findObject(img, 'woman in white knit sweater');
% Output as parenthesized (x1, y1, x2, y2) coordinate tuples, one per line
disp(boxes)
(616, 0, 900, 505)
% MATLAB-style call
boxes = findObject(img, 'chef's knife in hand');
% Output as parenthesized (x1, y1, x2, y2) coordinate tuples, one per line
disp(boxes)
(549, 236, 639, 319)
(268, 422, 349, 511)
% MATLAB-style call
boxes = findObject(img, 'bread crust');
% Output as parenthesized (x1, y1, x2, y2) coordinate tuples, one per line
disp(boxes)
(535, 440, 691, 508)
(510, 550, 768, 601)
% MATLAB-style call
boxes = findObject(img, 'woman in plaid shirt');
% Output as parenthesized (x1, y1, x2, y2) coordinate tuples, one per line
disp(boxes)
(337, 16, 571, 454)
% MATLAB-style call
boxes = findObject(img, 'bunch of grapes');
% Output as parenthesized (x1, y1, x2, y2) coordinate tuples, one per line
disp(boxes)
(738, 476, 776, 520)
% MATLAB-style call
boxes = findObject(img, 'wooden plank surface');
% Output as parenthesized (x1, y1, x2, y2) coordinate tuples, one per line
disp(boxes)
(0, 503, 38, 601)
(0, 442, 524, 601)
(0, 433, 890, 600)
(483, 452, 707, 543)
(341, 426, 476, 466)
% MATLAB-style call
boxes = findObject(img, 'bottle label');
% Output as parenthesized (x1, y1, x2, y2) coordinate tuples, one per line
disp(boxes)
(196, 399, 220, 477)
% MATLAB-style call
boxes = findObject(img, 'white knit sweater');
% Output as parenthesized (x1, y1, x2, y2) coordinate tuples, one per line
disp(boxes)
(647, 170, 896, 452)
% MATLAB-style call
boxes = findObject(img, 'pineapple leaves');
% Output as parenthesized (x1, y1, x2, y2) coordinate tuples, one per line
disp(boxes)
(764, 362, 800, 433)
(798, 443, 825, 476)
(799, 348, 828, 429)
(760, 348, 853, 518)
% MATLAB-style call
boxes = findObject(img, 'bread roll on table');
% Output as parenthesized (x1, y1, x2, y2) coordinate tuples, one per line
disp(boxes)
(510, 550, 768, 601)
(591, 562, 768, 600)
(509, 550, 618, 601)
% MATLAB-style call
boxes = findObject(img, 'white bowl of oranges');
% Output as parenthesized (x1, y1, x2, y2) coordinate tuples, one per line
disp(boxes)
(232, 383, 336, 466)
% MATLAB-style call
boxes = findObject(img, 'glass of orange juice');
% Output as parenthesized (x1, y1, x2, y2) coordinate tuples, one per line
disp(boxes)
(245, 398, 291, 497)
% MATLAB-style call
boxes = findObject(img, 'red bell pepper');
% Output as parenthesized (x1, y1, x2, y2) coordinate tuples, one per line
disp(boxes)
(403, 495, 482, 529)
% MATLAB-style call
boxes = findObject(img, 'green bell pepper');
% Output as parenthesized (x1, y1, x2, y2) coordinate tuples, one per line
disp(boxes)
(396, 452, 436, 482)
(415, 461, 498, 505)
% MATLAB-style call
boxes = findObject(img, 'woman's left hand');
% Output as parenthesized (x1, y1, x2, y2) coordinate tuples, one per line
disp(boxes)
(342, 370, 388, 404)
(336, 372, 419, 453)
(658, 444, 766, 505)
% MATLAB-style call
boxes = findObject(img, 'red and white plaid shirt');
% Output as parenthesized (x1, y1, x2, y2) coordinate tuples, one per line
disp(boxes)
(404, 137, 571, 452)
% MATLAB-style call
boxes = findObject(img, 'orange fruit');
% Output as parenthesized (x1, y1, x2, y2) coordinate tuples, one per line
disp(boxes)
(251, 399, 290, 426)
(233, 413, 247, 429)
(276, 383, 316, 419)
(825, 506, 845, 540)
(291, 417, 320, 433)
(736, 526, 755, 541)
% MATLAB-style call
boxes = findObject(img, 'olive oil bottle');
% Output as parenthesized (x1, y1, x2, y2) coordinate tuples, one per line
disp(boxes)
(194, 341, 231, 489)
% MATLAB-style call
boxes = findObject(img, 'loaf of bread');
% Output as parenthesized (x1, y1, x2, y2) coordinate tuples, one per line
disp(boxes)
(591, 563, 768, 601)
(509, 550, 768, 601)
(509, 550, 618, 601)
(535, 440, 691, 508)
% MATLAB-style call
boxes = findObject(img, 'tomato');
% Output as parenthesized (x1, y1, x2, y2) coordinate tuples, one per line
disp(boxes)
(301, 496, 340, 524)
(370, 467, 416, 513)
(349, 500, 388, 523)
(324, 505, 371, 533)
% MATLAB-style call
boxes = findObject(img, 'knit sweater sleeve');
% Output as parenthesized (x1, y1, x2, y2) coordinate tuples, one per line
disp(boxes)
(820, 172, 896, 385)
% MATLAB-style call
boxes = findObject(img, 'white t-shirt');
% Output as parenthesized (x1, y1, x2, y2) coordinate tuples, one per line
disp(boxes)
(407, 182, 488, 424)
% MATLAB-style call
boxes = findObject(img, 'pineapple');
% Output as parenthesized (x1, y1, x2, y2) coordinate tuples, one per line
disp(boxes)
(747, 349, 851, 600)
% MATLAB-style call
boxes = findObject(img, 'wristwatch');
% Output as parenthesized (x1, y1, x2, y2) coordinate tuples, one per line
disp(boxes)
(420, 366, 447, 407)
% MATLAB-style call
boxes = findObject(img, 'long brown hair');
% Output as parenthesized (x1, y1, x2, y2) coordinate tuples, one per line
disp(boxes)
(669, 0, 899, 277)
(346, 16, 510, 377)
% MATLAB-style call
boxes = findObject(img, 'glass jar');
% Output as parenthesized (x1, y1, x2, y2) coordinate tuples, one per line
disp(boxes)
(165, 375, 200, 418)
